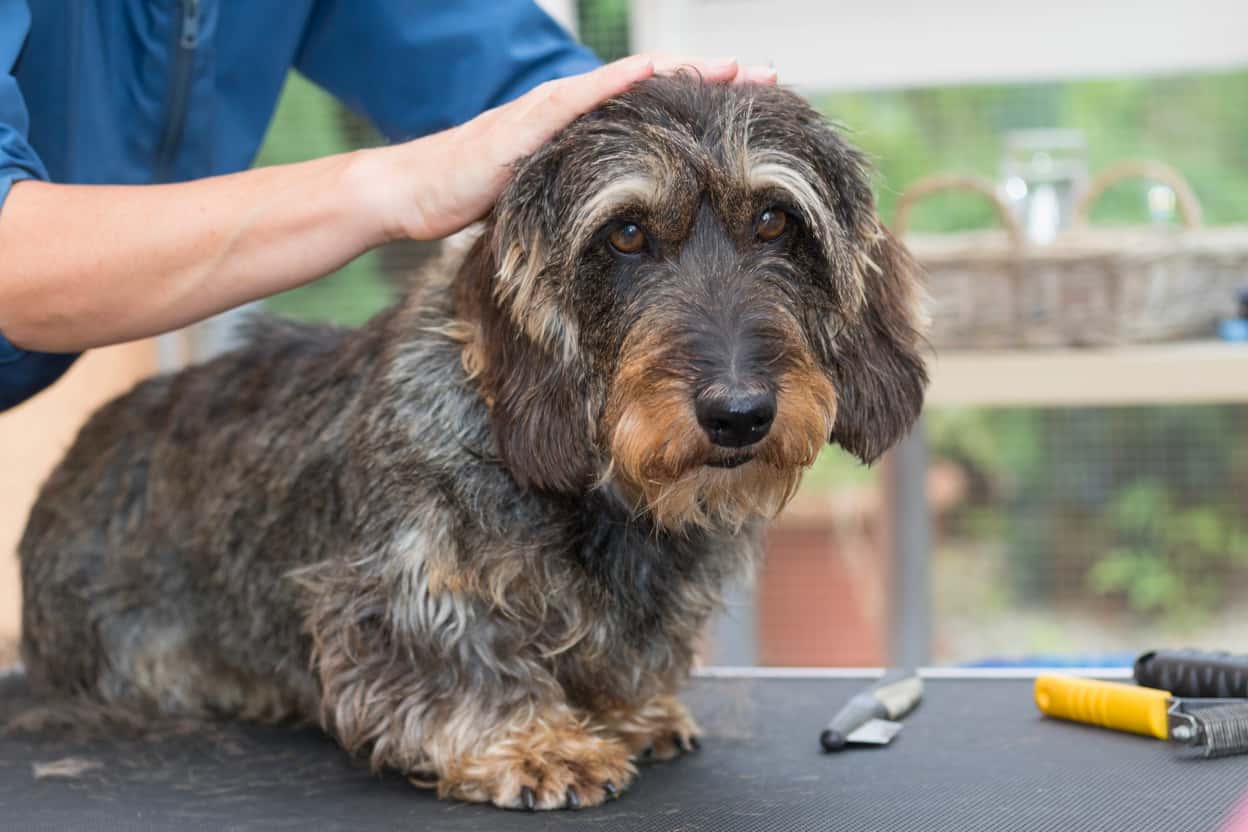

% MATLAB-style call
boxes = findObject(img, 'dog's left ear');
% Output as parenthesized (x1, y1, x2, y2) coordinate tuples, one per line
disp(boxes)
(801, 117, 929, 465)
(827, 225, 928, 464)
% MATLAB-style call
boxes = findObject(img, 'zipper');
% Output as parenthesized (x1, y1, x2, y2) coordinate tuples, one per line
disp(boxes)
(153, 0, 200, 183)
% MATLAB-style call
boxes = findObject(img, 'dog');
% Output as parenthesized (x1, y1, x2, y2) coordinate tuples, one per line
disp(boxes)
(18, 75, 927, 810)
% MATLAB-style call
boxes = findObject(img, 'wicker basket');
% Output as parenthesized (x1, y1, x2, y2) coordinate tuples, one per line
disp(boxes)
(897, 161, 1248, 349)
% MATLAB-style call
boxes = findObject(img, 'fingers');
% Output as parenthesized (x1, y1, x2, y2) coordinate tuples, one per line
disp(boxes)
(649, 54, 739, 82)
(531, 54, 656, 125)
(510, 52, 776, 141)
(733, 64, 779, 85)
(644, 53, 778, 86)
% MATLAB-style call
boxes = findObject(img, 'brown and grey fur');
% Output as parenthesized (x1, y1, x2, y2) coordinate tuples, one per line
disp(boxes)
(18, 76, 927, 811)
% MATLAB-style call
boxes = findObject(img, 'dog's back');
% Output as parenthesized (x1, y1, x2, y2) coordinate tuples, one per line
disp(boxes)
(19, 316, 362, 718)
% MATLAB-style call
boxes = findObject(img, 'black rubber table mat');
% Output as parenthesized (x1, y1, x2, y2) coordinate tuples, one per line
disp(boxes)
(1, 672, 1245, 831)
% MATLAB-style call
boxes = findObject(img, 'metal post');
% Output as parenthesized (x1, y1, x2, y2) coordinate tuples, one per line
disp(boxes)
(710, 580, 758, 666)
(888, 418, 931, 668)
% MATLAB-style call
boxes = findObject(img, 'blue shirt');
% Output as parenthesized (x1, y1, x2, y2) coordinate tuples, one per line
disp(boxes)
(0, 0, 598, 411)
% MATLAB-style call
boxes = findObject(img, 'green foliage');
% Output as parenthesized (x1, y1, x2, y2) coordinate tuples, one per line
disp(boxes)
(577, 0, 631, 62)
(254, 74, 353, 166)
(813, 69, 1248, 232)
(799, 446, 876, 494)
(253, 74, 394, 326)
(1087, 479, 1248, 622)
(927, 404, 1248, 621)
(926, 407, 1045, 488)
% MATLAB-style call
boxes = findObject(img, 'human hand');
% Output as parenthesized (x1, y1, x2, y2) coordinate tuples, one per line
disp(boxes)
(367, 54, 778, 242)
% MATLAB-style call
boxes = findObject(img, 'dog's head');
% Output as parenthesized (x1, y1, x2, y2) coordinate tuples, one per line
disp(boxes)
(457, 75, 927, 531)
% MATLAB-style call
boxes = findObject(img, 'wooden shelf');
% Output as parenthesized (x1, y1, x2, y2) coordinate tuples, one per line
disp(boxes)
(926, 340, 1248, 408)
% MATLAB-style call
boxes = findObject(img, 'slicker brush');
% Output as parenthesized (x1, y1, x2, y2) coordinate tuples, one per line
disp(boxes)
(1170, 702, 1248, 758)
(1034, 675, 1248, 758)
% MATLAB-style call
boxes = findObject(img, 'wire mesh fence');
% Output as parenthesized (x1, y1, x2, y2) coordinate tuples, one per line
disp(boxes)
(927, 405, 1248, 664)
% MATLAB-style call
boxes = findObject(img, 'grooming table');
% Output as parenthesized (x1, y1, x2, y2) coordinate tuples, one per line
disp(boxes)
(1, 669, 1244, 831)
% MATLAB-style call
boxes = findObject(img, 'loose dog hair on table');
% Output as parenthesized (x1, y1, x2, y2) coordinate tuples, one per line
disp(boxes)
(18, 74, 928, 811)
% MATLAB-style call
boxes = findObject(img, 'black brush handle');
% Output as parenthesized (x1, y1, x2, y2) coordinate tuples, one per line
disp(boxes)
(1134, 649, 1248, 699)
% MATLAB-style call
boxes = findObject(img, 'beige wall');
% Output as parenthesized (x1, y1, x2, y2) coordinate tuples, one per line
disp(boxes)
(632, 0, 1248, 91)
(0, 341, 158, 648)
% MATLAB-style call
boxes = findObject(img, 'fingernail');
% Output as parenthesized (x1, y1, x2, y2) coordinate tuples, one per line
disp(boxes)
(620, 54, 655, 75)
(742, 66, 778, 85)
(708, 57, 738, 71)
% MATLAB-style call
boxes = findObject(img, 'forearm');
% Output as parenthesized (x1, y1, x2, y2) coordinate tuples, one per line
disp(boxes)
(0, 150, 395, 352)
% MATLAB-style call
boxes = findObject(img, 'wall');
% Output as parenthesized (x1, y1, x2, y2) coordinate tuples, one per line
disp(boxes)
(632, 0, 1248, 90)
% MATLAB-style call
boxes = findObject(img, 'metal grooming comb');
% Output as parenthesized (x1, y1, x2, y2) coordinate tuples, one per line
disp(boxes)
(1034, 675, 1248, 758)
(1168, 699, 1248, 758)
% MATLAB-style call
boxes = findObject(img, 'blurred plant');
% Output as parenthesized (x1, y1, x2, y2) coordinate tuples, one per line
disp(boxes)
(577, 0, 630, 62)
(922, 405, 1248, 623)
(798, 446, 877, 495)
(254, 74, 393, 326)
(814, 69, 1248, 230)
(1088, 479, 1248, 623)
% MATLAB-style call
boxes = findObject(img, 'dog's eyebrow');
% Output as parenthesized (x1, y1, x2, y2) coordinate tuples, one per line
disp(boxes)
(745, 150, 830, 240)
(746, 148, 871, 313)
(573, 173, 661, 235)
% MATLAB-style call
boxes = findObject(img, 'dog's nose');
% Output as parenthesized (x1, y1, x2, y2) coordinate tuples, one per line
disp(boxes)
(695, 388, 776, 448)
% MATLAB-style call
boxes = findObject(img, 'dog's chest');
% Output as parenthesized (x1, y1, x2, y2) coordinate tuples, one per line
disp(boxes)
(552, 516, 736, 709)
(569, 512, 752, 657)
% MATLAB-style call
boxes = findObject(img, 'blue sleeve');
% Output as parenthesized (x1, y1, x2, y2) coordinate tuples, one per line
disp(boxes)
(294, 0, 602, 142)
(0, 1, 47, 207)
(0, 336, 77, 412)
(0, 0, 77, 412)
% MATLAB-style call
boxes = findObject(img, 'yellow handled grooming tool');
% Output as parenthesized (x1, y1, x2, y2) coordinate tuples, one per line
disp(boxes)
(1034, 675, 1171, 739)
(1034, 674, 1248, 757)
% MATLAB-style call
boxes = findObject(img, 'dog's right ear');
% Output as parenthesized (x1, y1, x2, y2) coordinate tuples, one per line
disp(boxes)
(455, 225, 597, 495)
(489, 145, 570, 354)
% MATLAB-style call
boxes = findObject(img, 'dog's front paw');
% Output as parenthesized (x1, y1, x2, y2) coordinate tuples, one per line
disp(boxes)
(443, 711, 635, 811)
(606, 694, 702, 762)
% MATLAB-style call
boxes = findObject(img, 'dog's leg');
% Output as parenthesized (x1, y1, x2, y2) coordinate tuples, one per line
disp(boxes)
(320, 651, 636, 810)
(431, 701, 636, 810)
(306, 556, 636, 810)
(601, 693, 702, 761)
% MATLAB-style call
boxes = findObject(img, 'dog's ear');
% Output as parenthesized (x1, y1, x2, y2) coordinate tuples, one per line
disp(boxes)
(456, 230, 596, 495)
(826, 225, 928, 464)
(798, 114, 929, 464)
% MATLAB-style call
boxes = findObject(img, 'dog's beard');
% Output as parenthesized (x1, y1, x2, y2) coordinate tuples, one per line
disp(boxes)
(602, 365, 836, 532)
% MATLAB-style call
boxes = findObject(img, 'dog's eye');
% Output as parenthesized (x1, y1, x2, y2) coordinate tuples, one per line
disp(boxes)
(607, 222, 647, 255)
(756, 208, 788, 242)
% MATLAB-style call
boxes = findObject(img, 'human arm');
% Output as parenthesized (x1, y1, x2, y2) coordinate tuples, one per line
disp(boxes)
(0, 55, 772, 354)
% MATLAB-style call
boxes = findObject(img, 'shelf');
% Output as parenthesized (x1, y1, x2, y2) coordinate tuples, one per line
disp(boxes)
(926, 339, 1248, 408)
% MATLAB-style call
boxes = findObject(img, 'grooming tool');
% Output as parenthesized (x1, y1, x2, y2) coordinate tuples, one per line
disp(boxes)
(1034, 675, 1248, 758)
(1134, 649, 1248, 699)
(819, 670, 923, 752)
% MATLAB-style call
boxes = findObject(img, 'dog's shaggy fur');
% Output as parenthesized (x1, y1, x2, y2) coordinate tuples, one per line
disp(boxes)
(18, 76, 927, 810)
